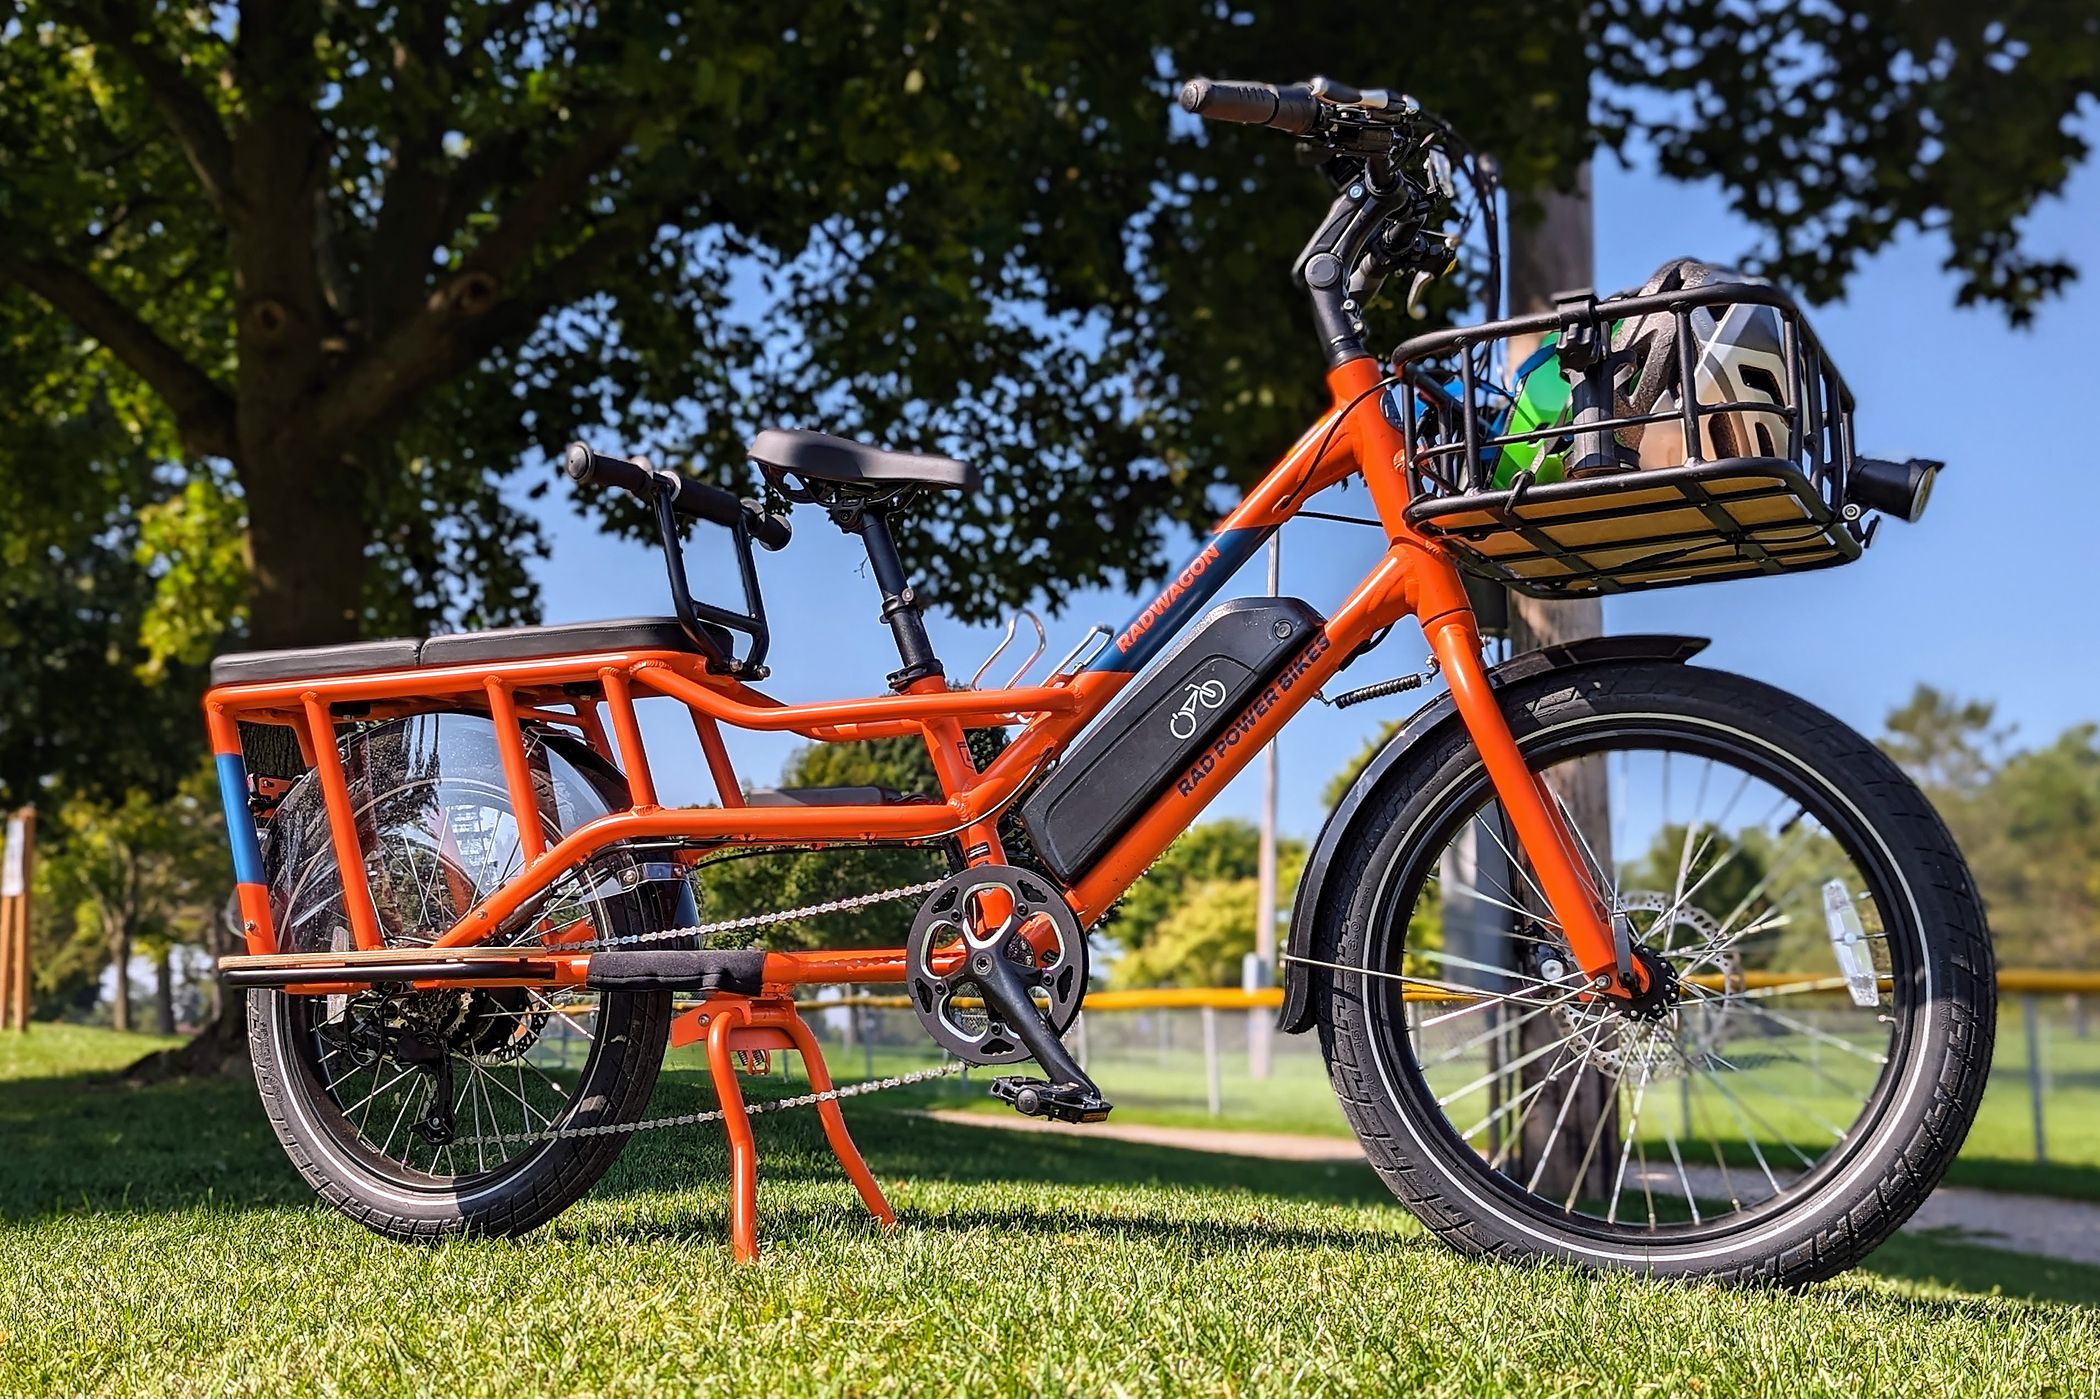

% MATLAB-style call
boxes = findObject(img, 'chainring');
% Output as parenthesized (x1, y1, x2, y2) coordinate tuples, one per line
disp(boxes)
(905, 864, 1087, 1065)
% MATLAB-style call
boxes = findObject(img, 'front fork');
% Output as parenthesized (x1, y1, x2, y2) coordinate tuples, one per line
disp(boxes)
(1327, 352, 1637, 998)
(1422, 607, 1638, 994)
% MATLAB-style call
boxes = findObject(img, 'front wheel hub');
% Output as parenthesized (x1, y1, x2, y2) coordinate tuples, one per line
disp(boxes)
(1615, 945, 1681, 1022)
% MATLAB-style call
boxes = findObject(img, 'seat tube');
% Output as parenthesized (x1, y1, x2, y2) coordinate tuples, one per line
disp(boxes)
(1422, 612, 1626, 989)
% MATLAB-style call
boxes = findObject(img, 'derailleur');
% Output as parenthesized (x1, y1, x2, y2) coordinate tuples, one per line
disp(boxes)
(319, 986, 541, 1148)
(905, 864, 1114, 1124)
(388, 1027, 458, 1146)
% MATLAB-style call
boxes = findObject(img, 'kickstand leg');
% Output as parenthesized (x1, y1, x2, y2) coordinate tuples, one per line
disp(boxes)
(680, 996, 895, 1263)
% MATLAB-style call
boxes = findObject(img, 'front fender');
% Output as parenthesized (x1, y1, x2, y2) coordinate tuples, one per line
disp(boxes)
(1275, 633, 1710, 1034)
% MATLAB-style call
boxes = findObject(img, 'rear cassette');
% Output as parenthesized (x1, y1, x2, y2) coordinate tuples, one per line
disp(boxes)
(905, 865, 1087, 1064)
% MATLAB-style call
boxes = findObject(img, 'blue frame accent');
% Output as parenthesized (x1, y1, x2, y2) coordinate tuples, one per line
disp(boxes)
(215, 753, 266, 886)
(1087, 526, 1269, 675)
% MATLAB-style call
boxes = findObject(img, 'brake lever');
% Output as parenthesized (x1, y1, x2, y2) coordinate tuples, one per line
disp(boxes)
(1425, 147, 1456, 200)
(1404, 233, 1463, 317)
(1406, 270, 1434, 317)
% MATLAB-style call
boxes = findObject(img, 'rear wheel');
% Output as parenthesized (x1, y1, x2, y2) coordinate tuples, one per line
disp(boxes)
(1313, 662, 1994, 1284)
(248, 713, 692, 1239)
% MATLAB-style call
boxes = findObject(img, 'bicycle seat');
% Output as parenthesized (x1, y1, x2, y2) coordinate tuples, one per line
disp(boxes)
(749, 428, 980, 494)
(210, 617, 733, 687)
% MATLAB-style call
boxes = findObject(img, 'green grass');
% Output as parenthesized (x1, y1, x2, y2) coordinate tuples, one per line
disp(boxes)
(896, 1007, 2100, 1202)
(1, 1027, 2097, 1396)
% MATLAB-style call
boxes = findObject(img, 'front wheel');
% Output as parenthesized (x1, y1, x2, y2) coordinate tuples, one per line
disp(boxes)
(1312, 661, 1994, 1285)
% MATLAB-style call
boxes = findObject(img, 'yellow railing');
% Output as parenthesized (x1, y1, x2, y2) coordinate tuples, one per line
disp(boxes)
(800, 967, 2100, 1015)
(791, 967, 2098, 1166)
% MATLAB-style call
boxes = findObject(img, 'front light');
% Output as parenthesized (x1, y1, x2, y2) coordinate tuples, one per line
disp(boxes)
(1847, 456, 1942, 523)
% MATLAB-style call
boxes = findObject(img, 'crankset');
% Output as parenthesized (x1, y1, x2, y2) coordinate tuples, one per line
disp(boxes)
(905, 864, 1111, 1123)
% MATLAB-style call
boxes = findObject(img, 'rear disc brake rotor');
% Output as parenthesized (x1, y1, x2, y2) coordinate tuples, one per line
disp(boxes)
(905, 864, 1087, 1064)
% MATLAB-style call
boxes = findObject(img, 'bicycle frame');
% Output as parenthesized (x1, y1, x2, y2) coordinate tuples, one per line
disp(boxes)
(208, 356, 1625, 998)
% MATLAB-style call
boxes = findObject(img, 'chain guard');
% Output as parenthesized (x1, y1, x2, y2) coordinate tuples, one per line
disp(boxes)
(906, 864, 1087, 1065)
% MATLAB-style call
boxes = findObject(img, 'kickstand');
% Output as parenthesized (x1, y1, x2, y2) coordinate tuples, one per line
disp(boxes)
(669, 995, 895, 1262)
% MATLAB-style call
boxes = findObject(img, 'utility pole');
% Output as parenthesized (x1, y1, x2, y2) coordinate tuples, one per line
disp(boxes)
(1249, 534, 1282, 1079)
(1503, 166, 1619, 1201)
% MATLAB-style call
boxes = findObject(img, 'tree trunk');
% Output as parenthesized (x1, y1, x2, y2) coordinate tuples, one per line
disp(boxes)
(130, 443, 369, 1079)
(1504, 162, 1621, 1204)
(126, 899, 250, 1082)
(109, 921, 132, 1034)
(154, 944, 176, 1035)
(238, 448, 369, 648)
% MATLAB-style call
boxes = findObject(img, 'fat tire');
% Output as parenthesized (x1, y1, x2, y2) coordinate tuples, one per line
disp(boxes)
(248, 984, 672, 1240)
(1312, 661, 1995, 1285)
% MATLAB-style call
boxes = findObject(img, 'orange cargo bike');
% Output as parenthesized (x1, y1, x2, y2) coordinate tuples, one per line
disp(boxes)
(210, 76, 1992, 1284)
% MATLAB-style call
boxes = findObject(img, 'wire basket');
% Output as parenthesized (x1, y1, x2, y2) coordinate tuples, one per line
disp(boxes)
(1394, 281, 1867, 597)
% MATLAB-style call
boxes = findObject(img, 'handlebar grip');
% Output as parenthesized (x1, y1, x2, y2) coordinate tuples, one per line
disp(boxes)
(563, 441, 653, 496)
(564, 442, 791, 550)
(1177, 77, 1319, 135)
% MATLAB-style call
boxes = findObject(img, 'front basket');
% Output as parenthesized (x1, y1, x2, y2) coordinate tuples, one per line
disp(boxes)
(1393, 281, 1869, 598)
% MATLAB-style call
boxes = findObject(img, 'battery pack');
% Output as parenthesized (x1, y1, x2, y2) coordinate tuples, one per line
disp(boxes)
(1020, 597, 1324, 883)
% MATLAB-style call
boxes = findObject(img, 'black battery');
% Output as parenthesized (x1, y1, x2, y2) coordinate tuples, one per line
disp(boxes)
(1020, 597, 1324, 883)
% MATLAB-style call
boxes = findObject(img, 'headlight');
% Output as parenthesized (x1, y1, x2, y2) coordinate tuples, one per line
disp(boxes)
(1847, 456, 1942, 523)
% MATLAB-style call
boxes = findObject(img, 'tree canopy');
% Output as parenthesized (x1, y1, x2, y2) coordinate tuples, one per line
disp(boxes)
(1884, 686, 2100, 969)
(5, 2, 2091, 698)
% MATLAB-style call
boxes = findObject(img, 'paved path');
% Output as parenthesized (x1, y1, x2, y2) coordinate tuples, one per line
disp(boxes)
(923, 1109, 2100, 1268)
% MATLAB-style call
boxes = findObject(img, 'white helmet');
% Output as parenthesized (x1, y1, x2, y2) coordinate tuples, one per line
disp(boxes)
(1608, 258, 1794, 471)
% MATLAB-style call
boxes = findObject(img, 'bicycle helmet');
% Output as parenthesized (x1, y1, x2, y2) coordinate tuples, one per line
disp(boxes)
(1489, 258, 1792, 488)
(1611, 257, 1792, 469)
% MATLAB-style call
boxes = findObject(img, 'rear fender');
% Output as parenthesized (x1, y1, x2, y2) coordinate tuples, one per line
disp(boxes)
(1275, 633, 1709, 1033)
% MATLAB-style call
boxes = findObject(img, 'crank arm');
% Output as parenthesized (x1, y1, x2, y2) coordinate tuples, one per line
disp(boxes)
(964, 934, 1099, 1097)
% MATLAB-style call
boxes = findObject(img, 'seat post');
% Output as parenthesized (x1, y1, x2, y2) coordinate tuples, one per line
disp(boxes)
(852, 507, 944, 690)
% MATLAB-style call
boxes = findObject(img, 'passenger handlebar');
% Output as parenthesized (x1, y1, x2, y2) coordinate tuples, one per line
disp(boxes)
(563, 442, 791, 551)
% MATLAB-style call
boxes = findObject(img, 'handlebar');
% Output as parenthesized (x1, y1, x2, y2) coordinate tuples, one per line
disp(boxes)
(564, 442, 791, 551)
(1177, 77, 1321, 134)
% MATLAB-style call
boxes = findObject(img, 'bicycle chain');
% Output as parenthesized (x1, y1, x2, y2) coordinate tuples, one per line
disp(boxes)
(449, 874, 961, 1145)
(563, 876, 946, 951)
(452, 1059, 967, 1148)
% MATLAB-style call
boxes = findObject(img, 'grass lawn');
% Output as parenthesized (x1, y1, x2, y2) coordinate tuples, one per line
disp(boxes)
(2, 1025, 2097, 1396)
(895, 1003, 2100, 1202)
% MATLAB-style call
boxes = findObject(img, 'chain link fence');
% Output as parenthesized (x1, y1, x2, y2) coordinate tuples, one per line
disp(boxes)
(689, 985, 2099, 1179)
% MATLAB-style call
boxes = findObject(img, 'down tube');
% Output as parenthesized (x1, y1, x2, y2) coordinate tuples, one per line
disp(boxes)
(1068, 552, 1411, 923)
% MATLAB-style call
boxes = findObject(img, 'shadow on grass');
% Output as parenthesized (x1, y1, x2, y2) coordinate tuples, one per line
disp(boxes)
(7, 1057, 2098, 1310)
(0, 1061, 312, 1219)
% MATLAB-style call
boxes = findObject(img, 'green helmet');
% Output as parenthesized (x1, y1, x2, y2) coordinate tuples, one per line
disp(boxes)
(1492, 335, 1578, 488)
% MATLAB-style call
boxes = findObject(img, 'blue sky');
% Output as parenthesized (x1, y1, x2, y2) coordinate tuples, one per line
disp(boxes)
(520, 150, 2100, 840)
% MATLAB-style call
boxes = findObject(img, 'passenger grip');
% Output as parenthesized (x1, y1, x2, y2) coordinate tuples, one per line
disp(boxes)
(586, 948, 765, 996)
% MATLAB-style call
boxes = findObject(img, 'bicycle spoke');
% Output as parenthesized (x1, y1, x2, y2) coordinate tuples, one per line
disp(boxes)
(1423, 994, 1571, 1070)
(1660, 1113, 1701, 1226)
(1521, 1016, 1618, 1195)
(1475, 811, 1556, 925)
(1370, 722, 1913, 1242)
(1437, 1019, 1604, 1111)
(1606, 1060, 1654, 1225)
(378, 1078, 419, 1162)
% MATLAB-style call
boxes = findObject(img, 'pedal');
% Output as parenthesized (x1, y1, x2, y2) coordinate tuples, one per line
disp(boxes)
(991, 1076, 1113, 1124)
